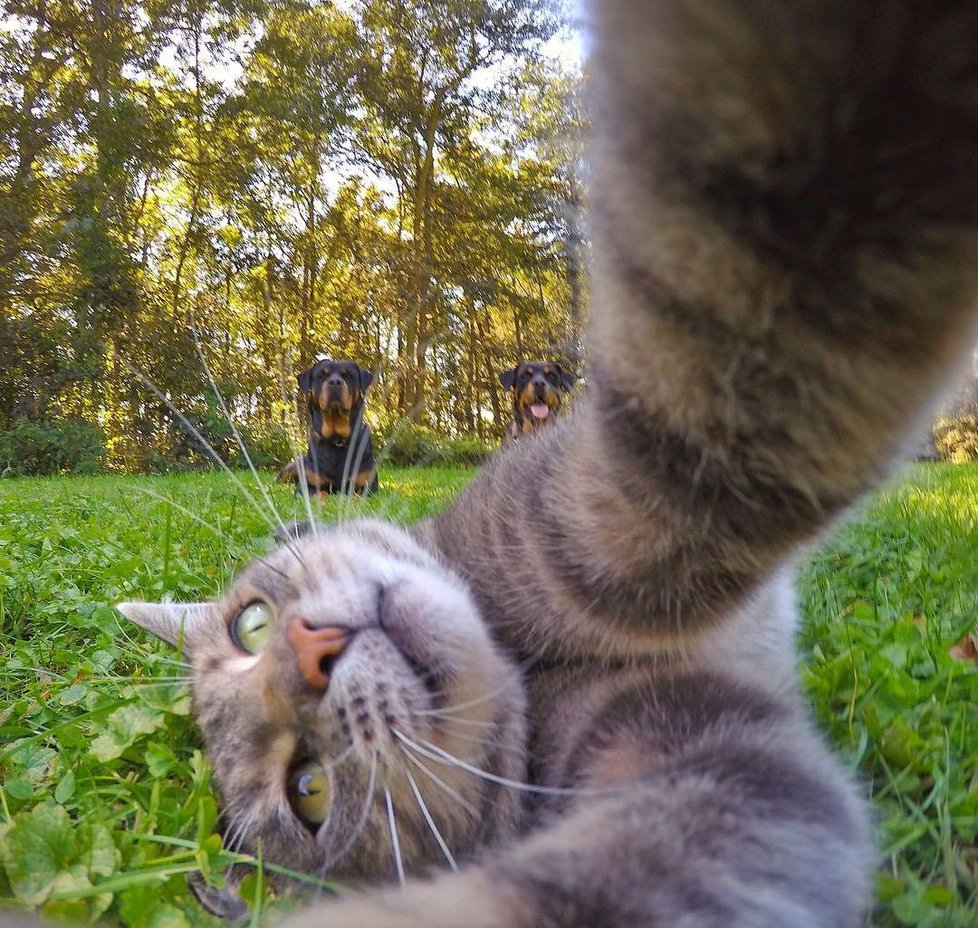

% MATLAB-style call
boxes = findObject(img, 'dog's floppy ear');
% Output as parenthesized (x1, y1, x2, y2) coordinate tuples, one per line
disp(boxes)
(358, 367, 374, 390)
(298, 367, 313, 392)
(555, 365, 577, 391)
(499, 367, 518, 390)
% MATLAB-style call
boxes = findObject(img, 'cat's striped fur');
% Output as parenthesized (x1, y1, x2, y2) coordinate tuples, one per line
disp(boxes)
(119, 1, 978, 926)
(282, 1, 978, 925)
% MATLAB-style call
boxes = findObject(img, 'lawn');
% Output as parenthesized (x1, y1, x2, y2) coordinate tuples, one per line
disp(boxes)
(1, 464, 976, 926)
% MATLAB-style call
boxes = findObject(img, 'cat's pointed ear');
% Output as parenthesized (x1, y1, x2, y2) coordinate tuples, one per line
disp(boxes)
(116, 601, 214, 653)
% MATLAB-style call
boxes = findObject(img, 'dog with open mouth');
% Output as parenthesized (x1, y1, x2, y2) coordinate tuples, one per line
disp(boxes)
(499, 361, 576, 446)
(279, 358, 378, 495)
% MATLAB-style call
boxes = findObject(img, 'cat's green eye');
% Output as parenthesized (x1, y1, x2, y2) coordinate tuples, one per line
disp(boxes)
(231, 600, 273, 654)
(289, 761, 331, 827)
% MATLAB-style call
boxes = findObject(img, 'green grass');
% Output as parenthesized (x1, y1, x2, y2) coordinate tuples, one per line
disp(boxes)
(1, 464, 977, 926)
(801, 463, 978, 927)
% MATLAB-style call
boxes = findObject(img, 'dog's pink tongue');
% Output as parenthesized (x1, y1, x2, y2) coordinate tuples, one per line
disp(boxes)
(530, 403, 550, 420)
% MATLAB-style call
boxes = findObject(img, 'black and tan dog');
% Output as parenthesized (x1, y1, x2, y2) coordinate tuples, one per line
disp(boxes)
(279, 358, 378, 495)
(499, 360, 576, 446)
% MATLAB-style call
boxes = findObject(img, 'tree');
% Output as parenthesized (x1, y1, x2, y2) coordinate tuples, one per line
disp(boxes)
(0, 0, 584, 465)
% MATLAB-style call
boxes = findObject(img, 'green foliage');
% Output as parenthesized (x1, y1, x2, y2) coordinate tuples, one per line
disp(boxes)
(933, 415, 978, 462)
(0, 417, 107, 476)
(1, 0, 583, 465)
(156, 402, 294, 473)
(441, 434, 495, 467)
(799, 463, 978, 926)
(0, 803, 119, 918)
(4, 464, 973, 926)
(0, 468, 474, 925)
(376, 422, 494, 467)
(233, 423, 295, 471)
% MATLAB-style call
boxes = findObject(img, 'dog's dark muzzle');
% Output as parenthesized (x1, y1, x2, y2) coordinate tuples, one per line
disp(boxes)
(317, 381, 350, 412)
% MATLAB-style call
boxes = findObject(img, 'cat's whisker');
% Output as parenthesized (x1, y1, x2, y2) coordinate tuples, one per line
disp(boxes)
(346, 421, 374, 519)
(384, 787, 406, 887)
(321, 742, 356, 772)
(297, 461, 319, 537)
(274, 355, 321, 540)
(359, 350, 454, 527)
(130, 487, 288, 580)
(396, 743, 480, 818)
(125, 364, 280, 536)
(433, 727, 498, 749)
(115, 622, 193, 670)
(348, 356, 401, 526)
(120, 676, 192, 689)
(126, 363, 311, 572)
(289, 435, 319, 540)
(222, 818, 246, 855)
(221, 807, 256, 855)
(415, 672, 528, 718)
(229, 817, 256, 855)
(414, 709, 498, 728)
(188, 310, 291, 541)
(319, 749, 379, 878)
(336, 409, 360, 524)
(404, 767, 458, 872)
(132, 485, 231, 541)
(144, 653, 192, 671)
(395, 731, 597, 798)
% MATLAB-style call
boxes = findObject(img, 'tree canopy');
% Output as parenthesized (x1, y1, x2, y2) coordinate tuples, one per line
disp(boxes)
(1, 0, 586, 470)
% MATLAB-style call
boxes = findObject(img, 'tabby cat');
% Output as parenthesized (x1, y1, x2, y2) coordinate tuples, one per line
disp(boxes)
(121, 0, 978, 925)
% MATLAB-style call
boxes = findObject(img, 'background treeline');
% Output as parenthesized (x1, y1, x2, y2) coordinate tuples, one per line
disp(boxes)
(1, 0, 587, 473)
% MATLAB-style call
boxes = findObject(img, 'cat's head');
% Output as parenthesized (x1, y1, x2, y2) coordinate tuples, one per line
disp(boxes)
(117, 518, 527, 897)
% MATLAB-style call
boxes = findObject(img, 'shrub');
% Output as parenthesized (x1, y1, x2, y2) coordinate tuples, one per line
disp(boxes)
(376, 422, 493, 468)
(164, 411, 296, 472)
(0, 417, 107, 476)
(377, 422, 442, 466)
(233, 422, 296, 470)
(440, 433, 494, 467)
(933, 415, 978, 462)
(166, 405, 235, 467)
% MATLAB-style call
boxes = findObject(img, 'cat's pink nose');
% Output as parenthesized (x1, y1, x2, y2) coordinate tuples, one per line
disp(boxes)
(286, 619, 350, 689)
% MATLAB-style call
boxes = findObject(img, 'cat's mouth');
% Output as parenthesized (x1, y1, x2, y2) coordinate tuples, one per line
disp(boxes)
(283, 677, 458, 840)
(397, 648, 449, 708)
(376, 582, 452, 710)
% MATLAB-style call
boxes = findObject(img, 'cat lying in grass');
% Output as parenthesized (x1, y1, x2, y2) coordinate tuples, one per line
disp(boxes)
(118, 519, 528, 914)
(119, 0, 978, 925)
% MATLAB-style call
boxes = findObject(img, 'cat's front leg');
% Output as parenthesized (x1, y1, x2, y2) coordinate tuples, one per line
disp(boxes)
(284, 676, 871, 928)
(285, 783, 867, 928)
(283, 872, 512, 928)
